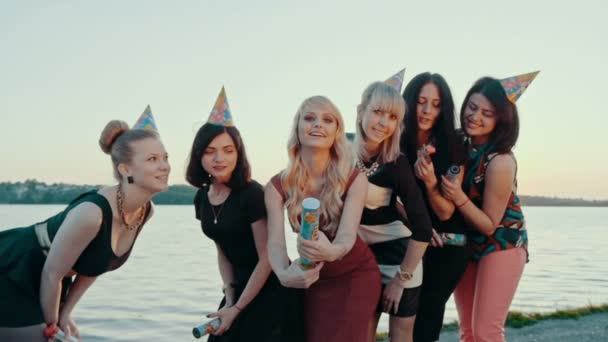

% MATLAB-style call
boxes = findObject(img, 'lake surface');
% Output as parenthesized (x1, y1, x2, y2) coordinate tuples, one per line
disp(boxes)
(1, 205, 607, 341)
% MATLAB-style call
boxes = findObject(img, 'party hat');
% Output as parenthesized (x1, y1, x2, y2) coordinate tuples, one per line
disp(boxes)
(385, 68, 406, 93)
(132, 105, 158, 131)
(499, 71, 540, 103)
(207, 86, 234, 127)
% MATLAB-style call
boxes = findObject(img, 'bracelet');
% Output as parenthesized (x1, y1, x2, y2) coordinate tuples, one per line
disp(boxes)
(233, 303, 244, 312)
(43, 322, 59, 339)
(456, 198, 470, 208)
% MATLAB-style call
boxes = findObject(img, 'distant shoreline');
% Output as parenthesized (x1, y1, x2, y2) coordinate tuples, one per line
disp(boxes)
(1, 180, 607, 206)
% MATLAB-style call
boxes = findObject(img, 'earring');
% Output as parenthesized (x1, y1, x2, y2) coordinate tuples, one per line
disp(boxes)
(127, 176, 134, 184)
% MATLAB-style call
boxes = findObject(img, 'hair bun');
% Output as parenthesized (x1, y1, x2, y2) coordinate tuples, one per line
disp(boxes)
(99, 120, 130, 154)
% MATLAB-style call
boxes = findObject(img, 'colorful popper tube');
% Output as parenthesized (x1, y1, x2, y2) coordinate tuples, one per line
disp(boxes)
(192, 318, 221, 338)
(446, 165, 461, 181)
(441, 233, 467, 246)
(300, 197, 321, 269)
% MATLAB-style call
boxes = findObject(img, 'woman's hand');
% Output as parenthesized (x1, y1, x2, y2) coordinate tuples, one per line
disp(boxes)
(58, 311, 80, 341)
(207, 306, 240, 336)
(430, 228, 444, 248)
(440, 175, 468, 205)
(222, 287, 236, 308)
(297, 231, 336, 262)
(414, 145, 438, 188)
(382, 277, 405, 315)
(277, 259, 324, 288)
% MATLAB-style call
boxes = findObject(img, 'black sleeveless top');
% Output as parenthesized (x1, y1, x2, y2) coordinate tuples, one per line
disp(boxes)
(44, 190, 150, 276)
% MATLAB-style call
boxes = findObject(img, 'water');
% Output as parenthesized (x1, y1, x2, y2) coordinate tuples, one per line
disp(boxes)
(1, 206, 607, 341)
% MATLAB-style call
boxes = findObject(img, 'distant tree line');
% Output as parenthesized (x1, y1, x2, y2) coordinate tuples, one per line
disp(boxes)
(0, 180, 607, 206)
(0, 180, 197, 205)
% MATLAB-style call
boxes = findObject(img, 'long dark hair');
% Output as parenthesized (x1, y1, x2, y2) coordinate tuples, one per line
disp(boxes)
(460, 77, 519, 154)
(185, 123, 252, 190)
(401, 72, 464, 173)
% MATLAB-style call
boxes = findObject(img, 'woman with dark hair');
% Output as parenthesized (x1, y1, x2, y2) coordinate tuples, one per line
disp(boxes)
(401, 72, 470, 342)
(186, 87, 301, 342)
(441, 72, 538, 341)
(0, 106, 170, 341)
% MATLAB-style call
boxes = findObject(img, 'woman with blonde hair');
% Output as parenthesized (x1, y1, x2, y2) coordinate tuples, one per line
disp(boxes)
(353, 80, 432, 342)
(265, 95, 381, 342)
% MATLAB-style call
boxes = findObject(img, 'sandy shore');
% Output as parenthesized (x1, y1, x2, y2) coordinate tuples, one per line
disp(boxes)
(377, 312, 608, 341)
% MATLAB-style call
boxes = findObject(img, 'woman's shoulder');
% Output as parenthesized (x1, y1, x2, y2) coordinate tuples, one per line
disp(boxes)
(68, 190, 111, 218)
(193, 186, 209, 207)
(486, 153, 517, 175)
(392, 153, 412, 171)
(267, 170, 286, 190)
(61, 201, 105, 235)
(241, 179, 265, 197)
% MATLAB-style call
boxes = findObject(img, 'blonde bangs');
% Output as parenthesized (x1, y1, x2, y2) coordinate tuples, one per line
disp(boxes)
(282, 96, 354, 238)
(356, 82, 405, 164)
(367, 86, 406, 122)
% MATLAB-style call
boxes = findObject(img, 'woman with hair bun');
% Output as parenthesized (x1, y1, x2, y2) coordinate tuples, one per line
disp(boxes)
(0, 106, 170, 342)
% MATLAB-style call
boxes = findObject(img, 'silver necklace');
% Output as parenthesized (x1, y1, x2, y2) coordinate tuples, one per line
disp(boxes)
(356, 159, 380, 177)
(209, 187, 230, 224)
(210, 201, 226, 224)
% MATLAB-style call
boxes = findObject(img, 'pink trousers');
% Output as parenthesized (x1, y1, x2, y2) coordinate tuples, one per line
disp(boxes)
(453, 248, 526, 342)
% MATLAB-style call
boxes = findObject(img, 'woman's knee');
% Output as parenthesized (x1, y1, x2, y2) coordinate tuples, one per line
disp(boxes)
(390, 315, 415, 332)
(472, 321, 505, 342)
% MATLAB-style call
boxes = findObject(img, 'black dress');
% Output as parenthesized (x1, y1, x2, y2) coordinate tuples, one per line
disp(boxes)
(403, 135, 472, 342)
(194, 181, 303, 342)
(0, 191, 148, 327)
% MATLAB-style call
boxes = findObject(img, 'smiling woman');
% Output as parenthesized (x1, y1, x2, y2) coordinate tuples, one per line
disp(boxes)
(266, 95, 381, 342)
(441, 72, 539, 342)
(353, 78, 433, 342)
(185, 87, 302, 342)
(0, 107, 170, 342)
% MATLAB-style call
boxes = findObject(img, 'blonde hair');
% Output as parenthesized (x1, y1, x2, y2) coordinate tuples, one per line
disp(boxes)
(354, 81, 406, 164)
(281, 96, 354, 237)
(99, 120, 160, 181)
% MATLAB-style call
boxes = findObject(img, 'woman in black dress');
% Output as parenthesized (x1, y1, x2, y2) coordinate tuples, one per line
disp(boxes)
(186, 87, 301, 342)
(400, 73, 469, 342)
(0, 106, 170, 341)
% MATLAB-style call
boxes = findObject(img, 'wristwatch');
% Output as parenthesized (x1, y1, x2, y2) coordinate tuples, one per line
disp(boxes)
(397, 267, 413, 282)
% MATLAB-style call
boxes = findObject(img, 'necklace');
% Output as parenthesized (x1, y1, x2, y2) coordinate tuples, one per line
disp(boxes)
(116, 183, 147, 231)
(356, 159, 380, 177)
(210, 201, 227, 224)
(209, 187, 230, 224)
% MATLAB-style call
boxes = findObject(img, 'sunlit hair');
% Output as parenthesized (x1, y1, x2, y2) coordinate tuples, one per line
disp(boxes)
(354, 82, 405, 164)
(99, 120, 160, 182)
(281, 96, 354, 237)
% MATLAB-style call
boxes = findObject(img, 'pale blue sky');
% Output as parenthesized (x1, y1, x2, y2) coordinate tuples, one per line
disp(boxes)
(1, 0, 607, 199)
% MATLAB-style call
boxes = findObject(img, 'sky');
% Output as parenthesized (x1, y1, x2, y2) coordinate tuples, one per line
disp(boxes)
(1, 0, 607, 199)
